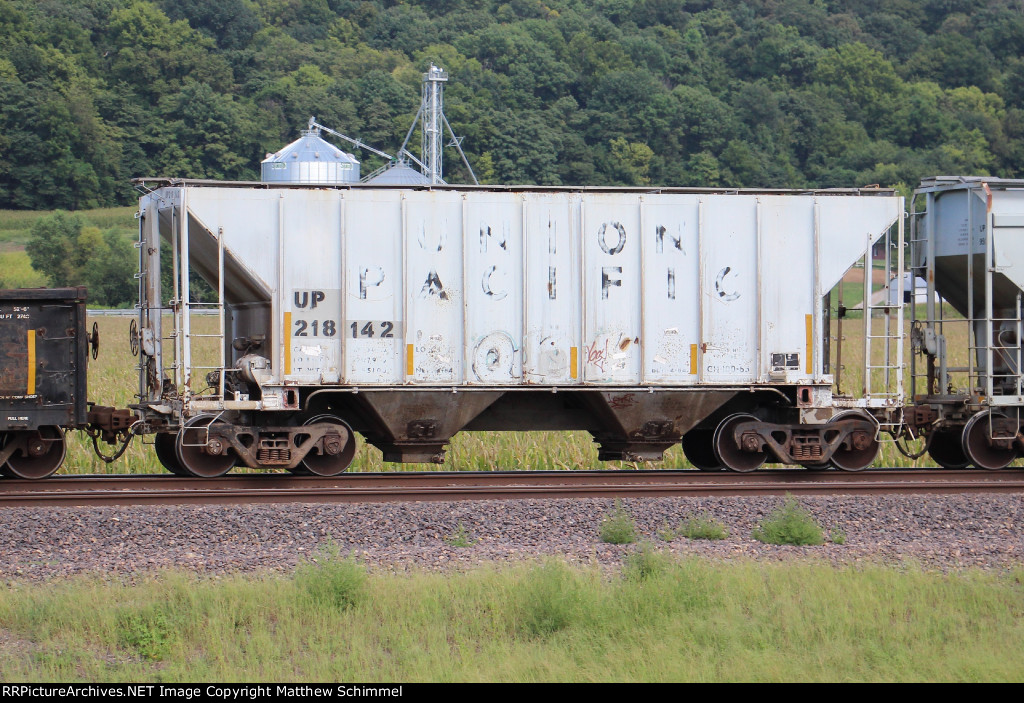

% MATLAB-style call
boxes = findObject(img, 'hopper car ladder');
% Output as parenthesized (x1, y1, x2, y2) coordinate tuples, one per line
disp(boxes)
(854, 209, 905, 439)
(137, 196, 234, 426)
(176, 215, 231, 407)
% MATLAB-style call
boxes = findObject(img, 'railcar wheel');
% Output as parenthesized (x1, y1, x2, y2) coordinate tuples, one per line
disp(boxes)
(927, 429, 970, 470)
(299, 415, 356, 476)
(1, 427, 66, 479)
(175, 415, 235, 478)
(713, 414, 766, 473)
(829, 411, 879, 472)
(681, 430, 722, 471)
(962, 412, 1017, 471)
(154, 432, 189, 476)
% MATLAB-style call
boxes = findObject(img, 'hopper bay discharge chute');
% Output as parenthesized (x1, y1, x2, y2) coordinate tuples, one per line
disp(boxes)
(129, 181, 904, 476)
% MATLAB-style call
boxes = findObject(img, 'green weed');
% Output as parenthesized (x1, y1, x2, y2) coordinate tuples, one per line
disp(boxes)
(444, 522, 476, 548)
(516, 561, 582, 638)
(1, 560, 1024, 680)
(661, 512, 730, 541)
(293, 543, 367, 611)
(751, 495, 825, 546)
(622, 542, 672, 581)
(0, 251, 46, 288)
(117, 607, 173, 661)
(600, 499, 637, 544)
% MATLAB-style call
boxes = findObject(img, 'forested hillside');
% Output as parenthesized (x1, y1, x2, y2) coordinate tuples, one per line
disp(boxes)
(2, 0, 1024, 210)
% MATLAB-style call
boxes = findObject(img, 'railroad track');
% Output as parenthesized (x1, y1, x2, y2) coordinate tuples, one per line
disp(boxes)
(1, 469, 1023, 507)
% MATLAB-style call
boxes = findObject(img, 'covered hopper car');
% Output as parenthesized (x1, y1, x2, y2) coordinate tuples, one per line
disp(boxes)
(128, 180, 905, 477)
(9, 176, 1024, 478)
(905, 177, 1024, 470)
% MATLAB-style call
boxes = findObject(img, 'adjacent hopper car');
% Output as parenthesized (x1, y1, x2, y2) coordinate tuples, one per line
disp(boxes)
(906, 177, 1024, 470)
(5, 176, 1024, 478)
(0, 288, 90, 478)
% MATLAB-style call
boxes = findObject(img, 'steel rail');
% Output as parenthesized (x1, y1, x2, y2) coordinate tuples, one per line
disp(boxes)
(0, 469, 1023, 507)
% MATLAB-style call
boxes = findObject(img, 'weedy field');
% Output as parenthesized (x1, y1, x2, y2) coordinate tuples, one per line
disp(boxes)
(0, 553, 1022, 682)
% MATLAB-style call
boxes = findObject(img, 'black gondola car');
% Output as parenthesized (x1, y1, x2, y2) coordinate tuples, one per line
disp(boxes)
(0, 287, 88, 478)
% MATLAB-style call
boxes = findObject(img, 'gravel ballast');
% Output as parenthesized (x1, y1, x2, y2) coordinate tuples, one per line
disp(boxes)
(0, 493, 1021, 580)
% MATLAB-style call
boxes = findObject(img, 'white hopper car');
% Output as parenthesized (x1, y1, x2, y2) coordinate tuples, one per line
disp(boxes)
(132, 181, 904, 477)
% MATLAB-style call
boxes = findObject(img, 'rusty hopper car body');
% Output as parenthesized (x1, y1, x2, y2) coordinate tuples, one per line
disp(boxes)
(133, 181, 904, 477)
(0, 288, 88, 478)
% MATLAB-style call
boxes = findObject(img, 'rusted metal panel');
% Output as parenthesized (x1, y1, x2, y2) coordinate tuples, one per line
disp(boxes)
(0, 288, 88, 430)
(350, 390, 502, 462)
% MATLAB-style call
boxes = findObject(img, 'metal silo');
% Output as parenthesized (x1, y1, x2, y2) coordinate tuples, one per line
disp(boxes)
(364, 161, 431, 185)
(261, 121, 360, 184)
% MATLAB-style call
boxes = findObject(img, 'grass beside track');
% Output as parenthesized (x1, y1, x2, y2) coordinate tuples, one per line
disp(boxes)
(0, 555, 1022, 682)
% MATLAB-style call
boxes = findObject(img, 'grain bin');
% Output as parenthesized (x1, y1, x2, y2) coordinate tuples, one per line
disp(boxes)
(261, 125, 360, 184)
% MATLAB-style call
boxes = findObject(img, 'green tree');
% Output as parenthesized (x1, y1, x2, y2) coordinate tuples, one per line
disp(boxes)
(25, 211, 83, 286)
(83, 228, 138, 308)
(608, 137, 653, 185)
(815, 42, 902, 126)
(25, 211, 137, 307)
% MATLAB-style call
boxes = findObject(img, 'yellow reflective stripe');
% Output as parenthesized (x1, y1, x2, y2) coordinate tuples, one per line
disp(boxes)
(570, 347, 578, 380)
(26, 329, 35, 395)
(805, 314, 813, 375)
(406, 344, 414, 377)
(284, 312, 292, 375)
(690, 343, 698, 375)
